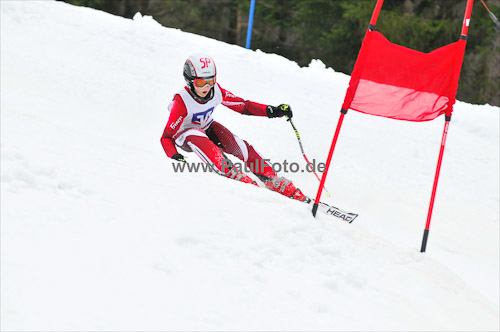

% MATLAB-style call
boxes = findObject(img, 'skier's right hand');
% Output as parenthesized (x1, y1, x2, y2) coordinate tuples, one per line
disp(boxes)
(171, 153, 186, 162)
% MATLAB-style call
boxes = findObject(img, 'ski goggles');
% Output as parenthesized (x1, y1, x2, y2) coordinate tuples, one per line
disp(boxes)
(193, 76, 216, 88)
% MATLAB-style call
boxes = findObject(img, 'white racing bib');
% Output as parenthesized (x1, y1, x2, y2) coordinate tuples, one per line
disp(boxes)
(176, 85, 222, 132)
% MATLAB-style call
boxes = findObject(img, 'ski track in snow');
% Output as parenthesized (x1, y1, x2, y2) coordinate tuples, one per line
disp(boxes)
(1, 1, 499, 330)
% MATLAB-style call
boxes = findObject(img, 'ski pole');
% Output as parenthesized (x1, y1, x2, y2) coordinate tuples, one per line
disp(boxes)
(285, 116, 332, 198)
(481, 0, 500, 32)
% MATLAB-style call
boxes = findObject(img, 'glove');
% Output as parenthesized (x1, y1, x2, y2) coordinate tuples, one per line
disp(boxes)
(266, 104, 293, 119)
(171, 153, 186, 162)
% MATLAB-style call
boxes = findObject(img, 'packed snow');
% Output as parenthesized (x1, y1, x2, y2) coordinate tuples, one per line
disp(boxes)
(1, 1, 499, 330)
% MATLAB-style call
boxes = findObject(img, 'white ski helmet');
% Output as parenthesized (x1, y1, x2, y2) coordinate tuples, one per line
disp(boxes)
(183, 54, 217, 102)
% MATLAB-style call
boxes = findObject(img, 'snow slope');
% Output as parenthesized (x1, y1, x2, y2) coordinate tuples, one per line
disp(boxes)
(1, 1, 499, 330)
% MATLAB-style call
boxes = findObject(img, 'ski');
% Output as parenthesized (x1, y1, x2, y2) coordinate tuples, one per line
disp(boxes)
(249, 171, 358, 222)
(303, 197, 358, 223)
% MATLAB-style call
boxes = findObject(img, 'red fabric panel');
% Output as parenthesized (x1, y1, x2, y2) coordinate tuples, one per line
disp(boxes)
(342, 31, 466, 121)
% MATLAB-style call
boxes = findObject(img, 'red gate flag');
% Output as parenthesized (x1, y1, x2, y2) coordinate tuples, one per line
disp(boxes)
(313, 0, 475, 253)
(342, 31, 466, 121)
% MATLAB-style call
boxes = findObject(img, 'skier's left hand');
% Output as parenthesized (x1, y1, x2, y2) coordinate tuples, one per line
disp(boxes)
(266, 104, 293, 119)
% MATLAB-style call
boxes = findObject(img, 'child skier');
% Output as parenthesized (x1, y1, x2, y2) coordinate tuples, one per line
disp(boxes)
(161, 54, 307, 201)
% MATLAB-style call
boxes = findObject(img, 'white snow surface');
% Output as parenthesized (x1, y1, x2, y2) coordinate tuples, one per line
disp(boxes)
(1, 1, 499, 331)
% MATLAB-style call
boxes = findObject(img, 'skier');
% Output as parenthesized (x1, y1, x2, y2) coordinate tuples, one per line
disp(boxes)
(161, 54, 307, 201)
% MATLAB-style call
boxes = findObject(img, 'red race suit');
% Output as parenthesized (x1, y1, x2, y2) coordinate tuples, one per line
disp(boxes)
(161, 83, 306, 201)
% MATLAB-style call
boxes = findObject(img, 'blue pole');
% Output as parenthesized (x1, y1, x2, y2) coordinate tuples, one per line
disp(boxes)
(246, 0, 256, 49)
